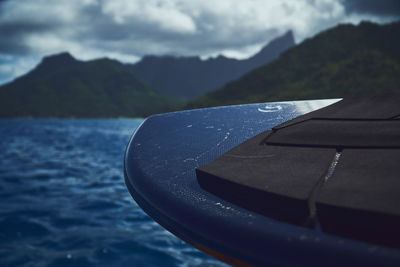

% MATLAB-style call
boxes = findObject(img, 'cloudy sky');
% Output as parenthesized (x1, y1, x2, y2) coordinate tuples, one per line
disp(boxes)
(0, 0, 399, 85)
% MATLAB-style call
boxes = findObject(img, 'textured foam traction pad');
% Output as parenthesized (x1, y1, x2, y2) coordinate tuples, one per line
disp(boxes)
(196, 94, 400, 247)
(196, 131, 335, 225)
(317, 149, 400, 247)
(267, 119, 400, 148)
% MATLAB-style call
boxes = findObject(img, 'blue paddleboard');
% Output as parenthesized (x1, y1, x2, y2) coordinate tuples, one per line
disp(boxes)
(124, 100, 400, 266)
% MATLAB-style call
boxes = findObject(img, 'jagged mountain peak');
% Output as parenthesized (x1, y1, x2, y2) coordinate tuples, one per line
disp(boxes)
(248, 30, 295, 63)
(187, 20, 400, 109)
(131, 31, 295, 99)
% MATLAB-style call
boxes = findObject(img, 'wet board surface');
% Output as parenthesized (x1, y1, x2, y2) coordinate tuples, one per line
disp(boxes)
(124, 99, 400, 267)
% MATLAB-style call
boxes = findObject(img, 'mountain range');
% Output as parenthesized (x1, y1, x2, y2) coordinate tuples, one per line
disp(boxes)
(0, 31, 294, 118)
(187, 21, 400, 108)
(0, 53, 180, 118)
(0, 21, 399, 118)
(130, 31, 294, 100)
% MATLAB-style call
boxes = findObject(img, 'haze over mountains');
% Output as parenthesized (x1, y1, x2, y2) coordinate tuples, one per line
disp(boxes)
(0, 21, 399, 118)
(131, 31, 295, 100)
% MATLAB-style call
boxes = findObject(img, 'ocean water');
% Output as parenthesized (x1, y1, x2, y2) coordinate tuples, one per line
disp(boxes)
(0, 119, 228, 267)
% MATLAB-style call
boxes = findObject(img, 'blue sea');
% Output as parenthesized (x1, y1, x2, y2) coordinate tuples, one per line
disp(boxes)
(0, 119, 228, 267)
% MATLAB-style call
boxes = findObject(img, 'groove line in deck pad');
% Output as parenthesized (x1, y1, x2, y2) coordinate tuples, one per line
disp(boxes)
(307, 151, 342, 225)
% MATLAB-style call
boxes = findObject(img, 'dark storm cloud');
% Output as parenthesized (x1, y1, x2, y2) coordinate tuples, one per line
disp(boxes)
(0, 22, 60, 54)
(1, 0, 398, 59)
(342, 0, 400, 17)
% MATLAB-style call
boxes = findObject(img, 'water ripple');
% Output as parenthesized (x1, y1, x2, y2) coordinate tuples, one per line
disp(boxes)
(0, 119, 228, 267)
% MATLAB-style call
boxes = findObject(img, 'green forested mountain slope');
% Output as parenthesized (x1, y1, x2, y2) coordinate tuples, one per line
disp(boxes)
(0, 53, 181, 117)
(187, 21, 400, 108)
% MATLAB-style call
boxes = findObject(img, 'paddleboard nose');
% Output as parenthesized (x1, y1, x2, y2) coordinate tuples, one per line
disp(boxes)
(197, 95, 400, 248)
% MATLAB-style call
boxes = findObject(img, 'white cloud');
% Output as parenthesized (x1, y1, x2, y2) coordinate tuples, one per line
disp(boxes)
(0, 0, 78, 25)
(101, 0, 197, 34)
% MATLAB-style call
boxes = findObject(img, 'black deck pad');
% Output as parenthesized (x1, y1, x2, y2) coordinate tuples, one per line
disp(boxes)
(196, 131, 335, 226)
(196, 94, 400, 247)
(317, 149, 400, 248)
(266, 119, 400, 148)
